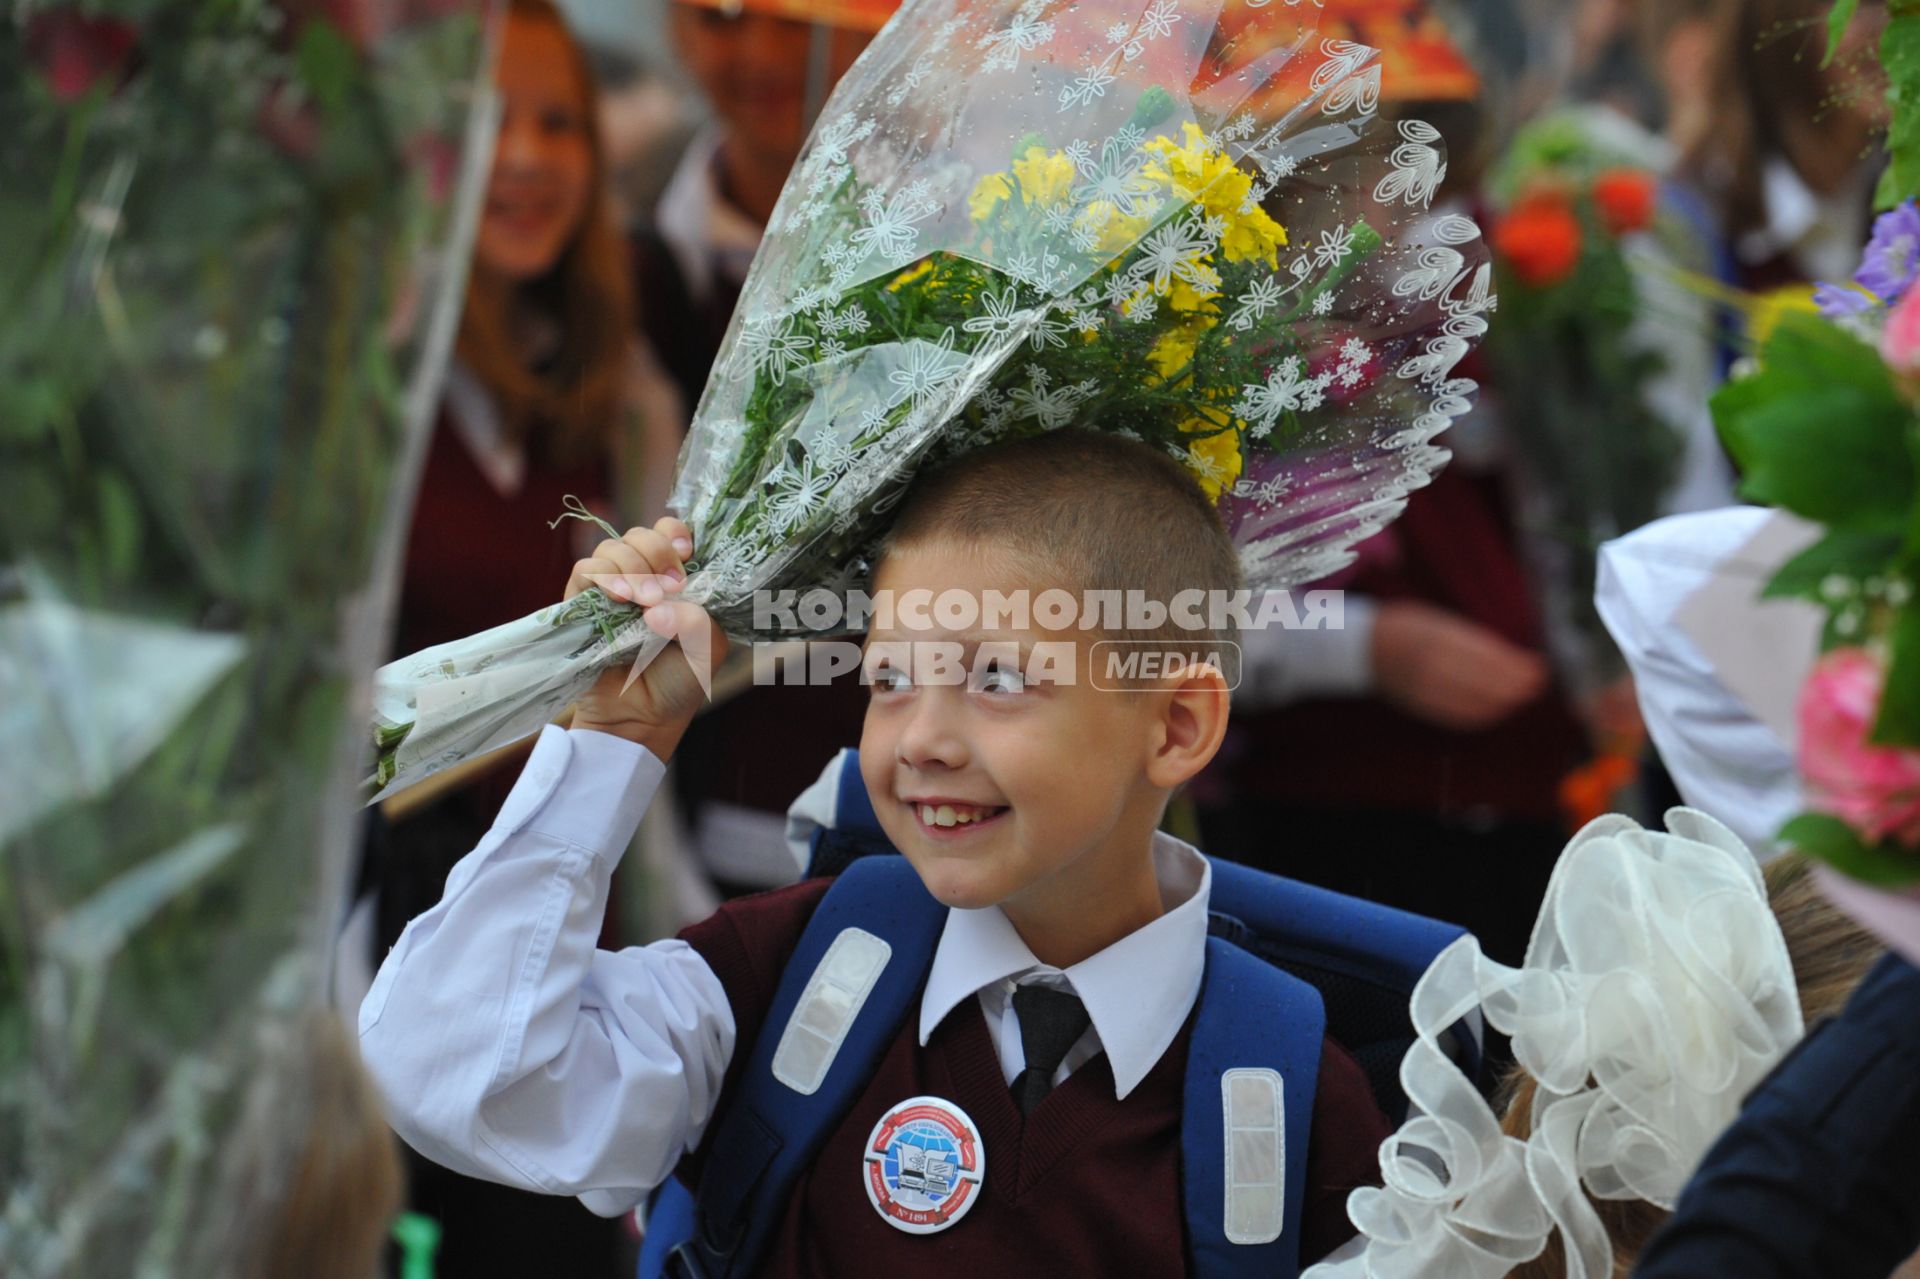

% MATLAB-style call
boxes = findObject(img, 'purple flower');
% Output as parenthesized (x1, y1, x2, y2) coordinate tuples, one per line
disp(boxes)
(1816, 282, 1877, 317)
(1855, 202, 1920, 301)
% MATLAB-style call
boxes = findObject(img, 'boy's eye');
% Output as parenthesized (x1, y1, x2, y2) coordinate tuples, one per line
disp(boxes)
(870, 664, 913, 693)
(975, 662, 1026, 695)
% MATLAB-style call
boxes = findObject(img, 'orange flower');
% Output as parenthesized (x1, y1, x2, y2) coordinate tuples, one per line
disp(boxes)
(1592, 168, 1657, 235)
(1493, 196, 1582, 288)
(1558, 751, 1638, 831)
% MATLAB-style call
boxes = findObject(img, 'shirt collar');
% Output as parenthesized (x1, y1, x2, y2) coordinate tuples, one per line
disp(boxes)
(442, 360, 525, 496)
(917, 832, 1212, 1100)
(1738, 158, 1873, 281)
(655, 127, 765, 306)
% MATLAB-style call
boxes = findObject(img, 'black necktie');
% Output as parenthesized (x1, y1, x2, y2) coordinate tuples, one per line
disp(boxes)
(1011, 985, 1091, 1116)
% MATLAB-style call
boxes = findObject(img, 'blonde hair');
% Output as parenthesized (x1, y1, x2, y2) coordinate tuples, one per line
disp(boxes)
(1496, 853, 1883, 1278)
(245, 1014, 405, 1279)
(881, 429, 1245, 670)
(455, 0, 636, 469)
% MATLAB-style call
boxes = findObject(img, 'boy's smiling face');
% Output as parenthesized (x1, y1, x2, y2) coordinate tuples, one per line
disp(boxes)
(858, 539, 1184, 925)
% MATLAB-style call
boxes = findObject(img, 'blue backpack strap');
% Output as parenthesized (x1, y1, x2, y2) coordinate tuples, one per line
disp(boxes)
(655, 854, 946, 1279)
(1183, 936, 1327, 1279)
(800, 748, 897, 878)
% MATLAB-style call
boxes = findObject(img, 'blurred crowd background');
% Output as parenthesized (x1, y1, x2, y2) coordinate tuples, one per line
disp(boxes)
(334, 0, 1894, 1272)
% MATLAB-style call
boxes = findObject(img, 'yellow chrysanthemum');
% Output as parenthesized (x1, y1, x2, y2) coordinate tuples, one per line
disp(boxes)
(969, 172, 1013, 222)
(1143, 122, 1288, 267)
(1149, 327, 1199, 380)
(888, 258, 938, 292)
(1221, 204, 1288, 268)
(1074, 201, 1151, 260)
(1144, 124, 1250, 214)
(1143, 122, 1262, 226)
(1179, 419, 1243, 500)
(1169, 276, 1221, 315)
(1012, 146, 1076, 207)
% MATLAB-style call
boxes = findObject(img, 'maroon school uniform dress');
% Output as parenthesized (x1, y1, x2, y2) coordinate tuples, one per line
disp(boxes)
(397, 408, 611, 658)
(1203, 460, 1589, 967)
(674, 879, 1390, 1274)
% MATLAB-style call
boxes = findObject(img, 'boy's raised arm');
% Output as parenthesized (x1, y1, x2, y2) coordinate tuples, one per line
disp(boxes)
(357, 724, 734, 1209)
(359, 519, 737, 1211)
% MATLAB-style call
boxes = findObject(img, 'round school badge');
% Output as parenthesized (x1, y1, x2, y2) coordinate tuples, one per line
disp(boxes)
(862, 1095, 986, 1235)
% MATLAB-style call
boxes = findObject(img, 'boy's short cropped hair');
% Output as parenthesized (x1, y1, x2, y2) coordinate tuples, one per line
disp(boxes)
(881, 429, 1245, 677)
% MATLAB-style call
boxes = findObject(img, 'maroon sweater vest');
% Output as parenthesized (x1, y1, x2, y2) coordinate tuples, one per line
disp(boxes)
(675, 879, 1389, 1276)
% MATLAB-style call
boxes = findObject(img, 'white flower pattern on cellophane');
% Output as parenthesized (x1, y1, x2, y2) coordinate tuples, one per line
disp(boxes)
(365, 0, 1501, 800)
(667, 0, 1497, 624)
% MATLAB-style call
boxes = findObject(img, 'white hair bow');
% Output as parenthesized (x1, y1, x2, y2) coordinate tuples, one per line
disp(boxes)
(1306, 809, 1804, 1279)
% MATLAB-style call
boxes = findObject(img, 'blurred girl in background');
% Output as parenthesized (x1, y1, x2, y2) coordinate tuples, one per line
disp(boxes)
(347, 4, 682, 1273)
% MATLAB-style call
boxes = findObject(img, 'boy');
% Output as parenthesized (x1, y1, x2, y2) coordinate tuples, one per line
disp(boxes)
(359, 432, 1389, 1274)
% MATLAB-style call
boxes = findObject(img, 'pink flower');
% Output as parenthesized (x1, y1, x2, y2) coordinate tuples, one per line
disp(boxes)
(1798, 647, 1920, 847)
(1881, 281, 1920, 377)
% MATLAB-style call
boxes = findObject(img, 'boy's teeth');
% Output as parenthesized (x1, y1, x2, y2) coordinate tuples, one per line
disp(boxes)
(918, 803, 996, 828)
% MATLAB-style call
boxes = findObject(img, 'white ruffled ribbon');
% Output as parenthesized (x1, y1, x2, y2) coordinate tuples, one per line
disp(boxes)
(1305, 809, 1803, 1279)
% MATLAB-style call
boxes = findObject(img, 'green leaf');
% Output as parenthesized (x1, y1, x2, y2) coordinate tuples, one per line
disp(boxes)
(296, 20, 359, 117)
(1880, 15, 1920, 205)
(1718, 386, 1915, 529)
(1875, 593, 1920, 745)
(1714, 315, 1916, 529)
(1762, 528, 1904, 599)
(1780, 812, 1920, 887)
(1827, 0, 1861, 67)
(1128, 86, 1176, 133)
(1878, 162, 1907, 212)
(95, 470, 141, 587)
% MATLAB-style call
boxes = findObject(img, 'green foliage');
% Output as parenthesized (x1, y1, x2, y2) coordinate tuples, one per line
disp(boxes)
(1762, 528, 1905, 601)
(1780, 812, 1920, 886)
(1483, 114, 1686, 672)
(1828, 0, 1862, 67)
(1717, 311, 1920, 748)
(1717, 314, 1916, 533)
(0, 4, 489, 1272)
(1878, 12, 1920, 209)
(1878, 585, 1920, 744)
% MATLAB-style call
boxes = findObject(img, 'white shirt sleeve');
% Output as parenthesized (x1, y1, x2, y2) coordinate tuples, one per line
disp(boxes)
(357, 725, 736, 1215)
(1235, 592, 1379, 709)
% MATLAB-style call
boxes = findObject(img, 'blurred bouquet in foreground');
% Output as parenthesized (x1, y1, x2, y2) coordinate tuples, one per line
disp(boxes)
(1718, 201, 1920, 891)
(0, 3, 496, 1274)
(1484, 108, 1689, 698)
(369, 0, 1498, 801)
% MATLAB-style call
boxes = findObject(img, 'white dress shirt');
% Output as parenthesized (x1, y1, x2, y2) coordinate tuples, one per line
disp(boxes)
(654, 127, 764, 311)
(919, 831, 1210, 1100)
(358, 725, 1211, 1214)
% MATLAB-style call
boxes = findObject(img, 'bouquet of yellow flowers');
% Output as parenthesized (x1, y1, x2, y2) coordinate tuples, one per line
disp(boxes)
(370, 0, 1495, 798)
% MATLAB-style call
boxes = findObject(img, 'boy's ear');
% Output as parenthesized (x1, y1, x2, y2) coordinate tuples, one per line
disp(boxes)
(1143, 657, 1231, 790)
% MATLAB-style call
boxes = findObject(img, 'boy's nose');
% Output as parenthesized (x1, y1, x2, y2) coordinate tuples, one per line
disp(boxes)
(894, 691, 969, 772)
